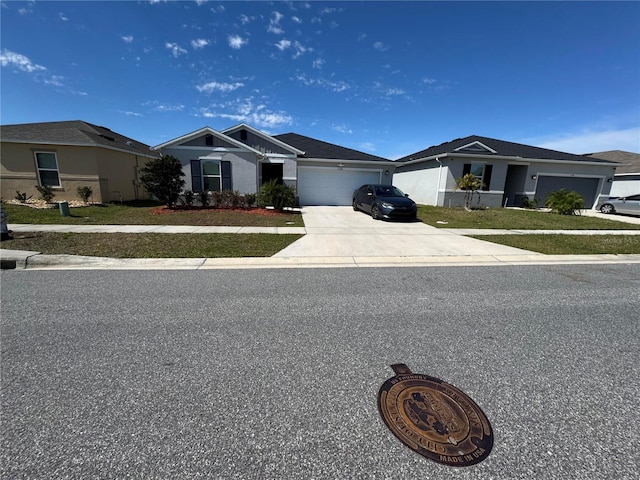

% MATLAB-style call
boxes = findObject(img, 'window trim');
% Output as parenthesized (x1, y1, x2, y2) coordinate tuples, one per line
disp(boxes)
(34, 151, 61, 187)
(201, 159, 222, 192)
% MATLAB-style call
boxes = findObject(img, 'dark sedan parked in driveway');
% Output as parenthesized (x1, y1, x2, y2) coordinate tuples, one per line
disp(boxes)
(598, 194, 640, 216)
(352, 184, 418, 220)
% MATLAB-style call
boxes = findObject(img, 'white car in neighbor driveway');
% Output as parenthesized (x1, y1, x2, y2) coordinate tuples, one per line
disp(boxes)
(598, 194, 640, 216)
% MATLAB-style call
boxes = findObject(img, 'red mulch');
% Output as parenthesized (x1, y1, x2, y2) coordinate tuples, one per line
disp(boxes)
(150, 206, 290, 216)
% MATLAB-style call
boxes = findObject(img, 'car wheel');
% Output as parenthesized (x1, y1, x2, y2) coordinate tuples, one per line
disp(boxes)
(600, 204, 615, 214)
(371, 205, 380, 220)
(352, 199, 358, 211)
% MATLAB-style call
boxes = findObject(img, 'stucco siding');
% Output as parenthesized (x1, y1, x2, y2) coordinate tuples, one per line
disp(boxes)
(1, 142, 104, 201)
(162, 147, 259, 194)
(392, 163, 440, 205)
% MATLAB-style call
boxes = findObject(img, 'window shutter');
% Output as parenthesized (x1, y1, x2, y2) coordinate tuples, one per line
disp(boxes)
(190, 160, 202, 192)
(221, 161, 232, 191)
(483, 165, 493, 190)
(462, 164, 471, 176)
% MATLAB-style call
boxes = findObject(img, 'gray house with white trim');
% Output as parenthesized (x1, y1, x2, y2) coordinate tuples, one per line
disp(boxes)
(393, 135, 618, 209)
(154, 124, 396, 206)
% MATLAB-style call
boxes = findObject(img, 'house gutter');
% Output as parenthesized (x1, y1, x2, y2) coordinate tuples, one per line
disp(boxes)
(396, 152, 618, 168)
(298, 157, 395, 167)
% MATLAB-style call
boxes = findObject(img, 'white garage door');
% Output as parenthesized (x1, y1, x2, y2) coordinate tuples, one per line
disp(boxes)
(298, 167, 382, 205)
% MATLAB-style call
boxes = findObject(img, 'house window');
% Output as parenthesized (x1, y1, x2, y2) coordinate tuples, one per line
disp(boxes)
(35, 152, 60, 187)
(463, 163, 493, 191)
(202, 160, 221, 191)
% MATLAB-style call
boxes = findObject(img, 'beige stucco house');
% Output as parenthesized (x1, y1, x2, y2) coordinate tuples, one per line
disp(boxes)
(1, 120, 158, 203)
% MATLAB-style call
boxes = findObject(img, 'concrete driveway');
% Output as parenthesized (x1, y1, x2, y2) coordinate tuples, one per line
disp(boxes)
(274, 206, 536, 258)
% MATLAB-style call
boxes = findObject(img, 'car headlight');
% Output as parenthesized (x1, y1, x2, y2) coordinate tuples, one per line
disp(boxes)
(380, 202, 394, 209)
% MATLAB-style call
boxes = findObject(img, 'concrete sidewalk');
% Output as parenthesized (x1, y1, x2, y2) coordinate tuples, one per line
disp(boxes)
(2, 206, 640, 269)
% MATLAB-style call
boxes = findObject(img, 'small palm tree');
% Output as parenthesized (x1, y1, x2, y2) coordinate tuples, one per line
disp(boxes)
(455, 173, 483, 211)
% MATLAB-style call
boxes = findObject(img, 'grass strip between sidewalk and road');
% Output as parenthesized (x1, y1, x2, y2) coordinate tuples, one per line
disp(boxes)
(2, 232, 303, 258)
(469, 235, 640, 255)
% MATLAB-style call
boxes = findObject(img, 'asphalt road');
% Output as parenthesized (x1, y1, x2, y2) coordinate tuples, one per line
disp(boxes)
(1, 265, 639, 479)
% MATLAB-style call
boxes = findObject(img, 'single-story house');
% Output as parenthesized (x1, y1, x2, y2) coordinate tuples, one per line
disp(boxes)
(153, 123, 396, 206)
(586, 150, 640, 198)
(1, 120, 159, 203)
(392, 135, 619, 209)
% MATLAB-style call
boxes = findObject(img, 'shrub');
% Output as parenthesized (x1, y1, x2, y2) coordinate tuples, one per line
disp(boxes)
(545, 189, 585, 215)
(258, 179, 296, 211)
(521, 197, 539, 209)
(15, 191, 32, 203)
(139, 155, 185, 208)
(35, 185, 55, 202)
(77, 186, 93, 203)
(199, 191, 210, 207)
(244, 193, 256, 208)
(182, 190, 195, 207)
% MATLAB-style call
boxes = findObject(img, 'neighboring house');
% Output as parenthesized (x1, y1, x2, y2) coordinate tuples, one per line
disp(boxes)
(1, 120, 158, 203)
(586, 150, 640, 198)
(154, 123, 396, 206)
(392, 135, 618, 209)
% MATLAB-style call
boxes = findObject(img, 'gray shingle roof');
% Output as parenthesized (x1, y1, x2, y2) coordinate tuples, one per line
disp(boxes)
(585, 150, 640, 174)
(396, 135, 618, 164)
(1, 120, 158, 158)
(274, 132, 390, 162)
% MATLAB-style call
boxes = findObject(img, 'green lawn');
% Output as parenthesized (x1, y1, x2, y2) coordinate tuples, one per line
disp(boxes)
(3, 201, 304, 227)
(470, 234, 640, 255)
(417, 205, 640, 230)
(2, 232, 303, 258)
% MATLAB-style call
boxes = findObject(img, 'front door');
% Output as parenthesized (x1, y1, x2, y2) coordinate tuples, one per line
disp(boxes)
(261, 163, 283, 185)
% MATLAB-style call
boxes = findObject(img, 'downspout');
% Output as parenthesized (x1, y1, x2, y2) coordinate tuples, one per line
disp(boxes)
(435, 156, 442, 207)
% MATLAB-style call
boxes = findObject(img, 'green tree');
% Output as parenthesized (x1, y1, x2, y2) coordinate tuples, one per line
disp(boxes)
(139, 155, 185, 208)
(455, 173, 483, 211)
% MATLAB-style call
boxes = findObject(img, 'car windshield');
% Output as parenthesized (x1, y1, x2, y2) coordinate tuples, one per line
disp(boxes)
(375, 186, 405, 197)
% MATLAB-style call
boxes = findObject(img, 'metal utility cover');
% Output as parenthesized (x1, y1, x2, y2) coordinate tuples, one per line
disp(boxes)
(378, 364, 493, 467)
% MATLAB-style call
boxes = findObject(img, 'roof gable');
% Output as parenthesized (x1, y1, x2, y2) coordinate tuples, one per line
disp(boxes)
(0, 120, 158, 158)
(454, 140, 497, 154)
(273, 132, 390, 162)
(222, 123, 304, 155)
(153, 126, 261, 154)
(397, 135, 619, 164)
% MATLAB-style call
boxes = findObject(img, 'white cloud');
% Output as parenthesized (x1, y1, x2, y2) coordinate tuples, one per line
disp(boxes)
(191, 38, 209, 49)
(195, 0, 207, 5)
(0, 49, 46, 73)
(373, 42, 389, 52)
(295, 74, 349, 92)
(43, 75, 64, 87)
(533, 127, 640, 154)
(312, 58, 325, 69)
(384, 87, 405, 96)
(239, 14, 252, 25)
(155, 104, 184, 112)
(332, 124, 353, 134)
(292, 16, 302, 24)
(423, 77, 437, 84)
(58, 12, 69, 22)
(121, 35, 134, 43)
(268, 11, 284, 34)
(275, 39, 291, 51)
(199, 98, 292, 129)
(359, 142, 376, 152)
(165, 42, 187, 57)
(228, 35, 248, 49)
(120, 110, 143, 117)
(196, 81, 244, 93)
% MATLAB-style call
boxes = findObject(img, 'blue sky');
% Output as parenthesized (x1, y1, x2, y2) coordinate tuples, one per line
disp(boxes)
(2, 1, 639, 159)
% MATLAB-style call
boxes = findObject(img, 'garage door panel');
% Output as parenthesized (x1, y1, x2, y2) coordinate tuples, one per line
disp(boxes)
(298, 167, 381, 205)
(535, 176, 599, 208)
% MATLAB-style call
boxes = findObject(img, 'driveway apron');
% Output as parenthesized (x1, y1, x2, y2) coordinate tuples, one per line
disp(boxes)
(273, 206, 537, 257)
